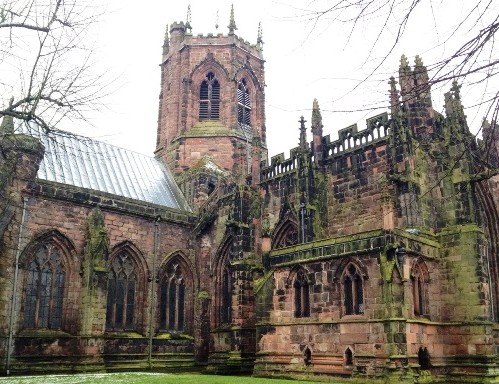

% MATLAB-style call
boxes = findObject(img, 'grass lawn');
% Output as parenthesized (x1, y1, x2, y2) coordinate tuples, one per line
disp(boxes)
(0, 372, 322, 384)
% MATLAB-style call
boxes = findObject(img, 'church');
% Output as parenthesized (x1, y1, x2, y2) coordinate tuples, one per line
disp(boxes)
(1, 8, 498, 383)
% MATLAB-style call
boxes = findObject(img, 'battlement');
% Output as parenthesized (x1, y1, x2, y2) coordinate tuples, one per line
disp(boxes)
(260, 112, 390, 181)
(323, 112, 389, 157)
(185, 33, 262, 57)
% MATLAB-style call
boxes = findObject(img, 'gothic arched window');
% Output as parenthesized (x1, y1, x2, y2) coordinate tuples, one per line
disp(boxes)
(106, 252, 137, 331)
(343, 264, 364, 315)
(159, 261, 186, 332)
(237, 79, 251, 127)
(272, 221, 298, 250)
(23, 242, 65, 329)
(199, 72, 220, 120)
(217, 238, 234, 326)
(412, 261, 429, 317)
(221, 262, 232, 324)
(294, 269, 310, 318)
(345, 347, 354, 366)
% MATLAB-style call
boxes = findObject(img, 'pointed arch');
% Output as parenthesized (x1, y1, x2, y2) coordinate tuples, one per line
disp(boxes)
(272, 219, 299, 250)
(214, 235, 235, 326)
(345, 347, 354, 366)
(19, 230, 77, 331)
(287, 265, 311, 318)
(20, 229, 77, 269)
(411, 258, 430, 318)
(335, 260, 366, 316)
(190, 57, 229, 123)
(199, 72, 220, 120)
(303, 346, 312, 366)
(157, 251, 194, 334)
(475, 182, 499, 320)
(189, 55, 230, 83)
(235, 64, 264, 92)
(106, 241, 148, 332)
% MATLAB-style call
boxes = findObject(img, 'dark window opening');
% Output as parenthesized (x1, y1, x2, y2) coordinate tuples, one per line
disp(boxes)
(237, 79, 251, 128)
(106, 253, 136, 331)
(159, 261, 186, 332)
(418, 347, 431, 369)
(345, 348, 354, 365)
(304, 347, 312, 366)
(199, 72, 220, 120)
(294, 269, 310, 318)
(412, 263, 429, 317)
(273, 222, 299, 250)
(221, 264, 232, 324)
(344, 264, 364, 315)
(23, 243, 65, 329)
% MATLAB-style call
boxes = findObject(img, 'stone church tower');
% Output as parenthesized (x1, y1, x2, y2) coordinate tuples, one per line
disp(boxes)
(155, 7, 267, 206)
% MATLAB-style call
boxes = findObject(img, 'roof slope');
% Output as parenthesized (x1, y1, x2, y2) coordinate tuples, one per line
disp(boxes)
(20, 123, 191, 212)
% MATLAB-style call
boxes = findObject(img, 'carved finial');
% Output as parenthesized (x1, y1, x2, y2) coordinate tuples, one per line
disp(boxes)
(228, 4, 237, 35)
(388, 76, 400, 113)
(257, 22, 263, 48)
(299, 116, 308, 149)
(311, 98, 323, 140)
(451, 80, 461, 99)
(162, 24, 170, 55)
(215, 9, 219, 30)
(415, 55, 423, 66)
(311, 98, 322, 128)
(400, 54, 409, 68)
(1, 97, 15, 134)
(185, 5, 192, 32)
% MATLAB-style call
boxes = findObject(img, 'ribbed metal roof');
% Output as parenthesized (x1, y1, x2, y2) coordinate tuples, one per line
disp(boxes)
(20, 123, 191, 212)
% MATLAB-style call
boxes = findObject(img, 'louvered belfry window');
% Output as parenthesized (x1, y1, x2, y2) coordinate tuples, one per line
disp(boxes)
(199, 72, 220, 120)
(237, 79, 251, 127)
(23, 243, 65, 329)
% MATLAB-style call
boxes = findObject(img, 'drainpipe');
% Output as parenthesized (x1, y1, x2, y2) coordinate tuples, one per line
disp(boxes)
(148, 216, 160, 369)
(300, 201, 306, 243)
(6, 197, 28, 375)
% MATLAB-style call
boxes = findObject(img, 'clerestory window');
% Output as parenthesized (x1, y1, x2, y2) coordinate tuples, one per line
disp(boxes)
(237, 79, 251, 127)
(23, 243, 65, 329)
(343, 264, 364, 315)
(199, 72, 220, 120)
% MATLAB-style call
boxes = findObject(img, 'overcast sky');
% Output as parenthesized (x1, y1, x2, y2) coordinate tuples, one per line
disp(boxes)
(78, 0, 497, 158)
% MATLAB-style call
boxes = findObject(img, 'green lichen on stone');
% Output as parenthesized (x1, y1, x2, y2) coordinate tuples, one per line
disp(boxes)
(197, 290, 210, 299)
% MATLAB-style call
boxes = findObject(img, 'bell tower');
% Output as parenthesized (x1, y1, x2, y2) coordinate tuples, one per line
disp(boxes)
(155, 6, 267, 202)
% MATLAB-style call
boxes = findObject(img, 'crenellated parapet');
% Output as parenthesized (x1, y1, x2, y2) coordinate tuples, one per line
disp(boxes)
(260, 112, 390, 182)
(323, 112, 389, 158)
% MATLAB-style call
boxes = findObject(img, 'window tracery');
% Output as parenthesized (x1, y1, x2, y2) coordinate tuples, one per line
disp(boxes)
(343, 264, 364, 315)
(294, 269, 310, 318)
(272, 221, 298, 249)
(106, 252, 137, 331)
(159, 261, 186, 332)
(412, 261, 429, 317)
(23, 242, 65, 329)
